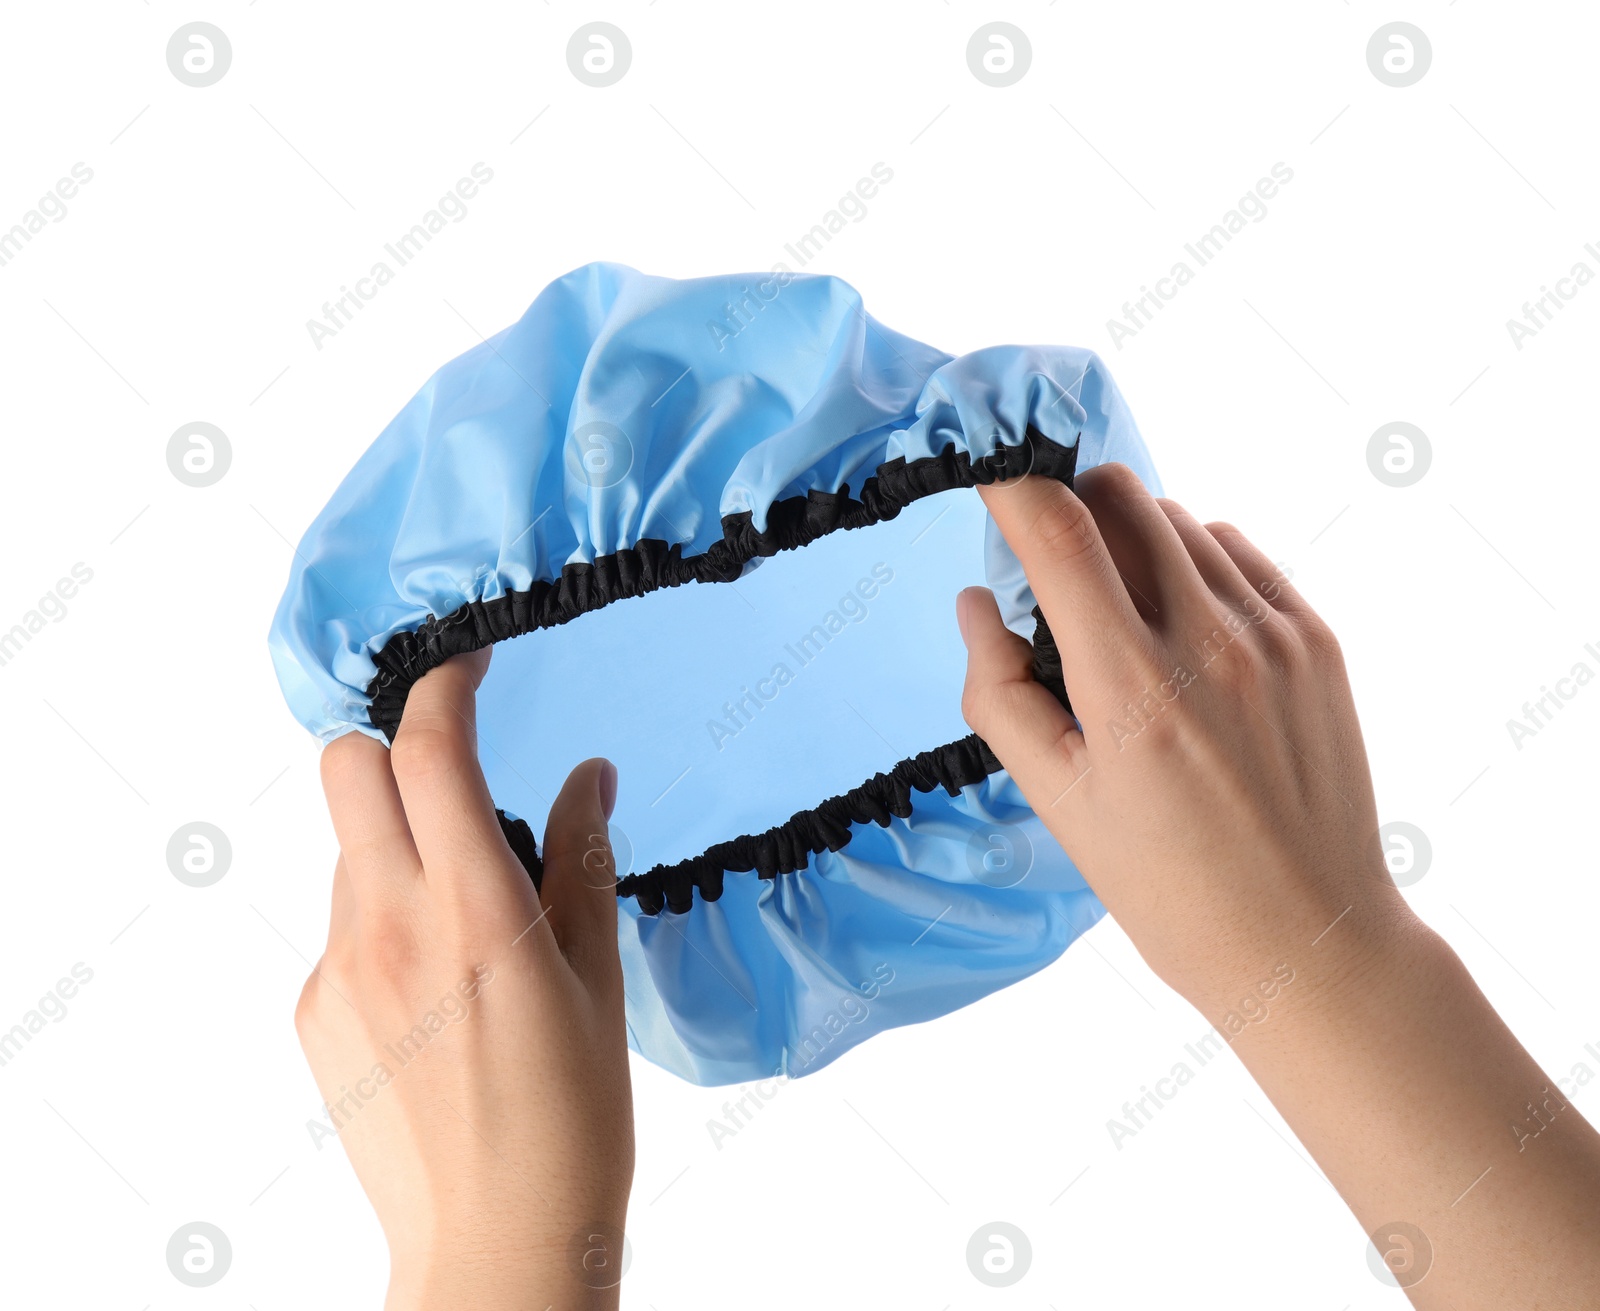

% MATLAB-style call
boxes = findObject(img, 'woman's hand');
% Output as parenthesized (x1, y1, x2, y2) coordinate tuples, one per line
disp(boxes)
(958, 464, 1600, 1309)
(295, 650, 634, 1310)
(959, 461, 1414, 1013)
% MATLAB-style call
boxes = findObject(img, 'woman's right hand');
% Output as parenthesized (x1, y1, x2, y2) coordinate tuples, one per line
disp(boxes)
(957, 461, 1415, 1017)
(956, 463, 1600, 1310)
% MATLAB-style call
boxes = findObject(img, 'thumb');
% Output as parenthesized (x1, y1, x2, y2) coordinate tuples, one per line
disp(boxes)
(539, 758, 622, 988)
(958, 586, 1086, 799)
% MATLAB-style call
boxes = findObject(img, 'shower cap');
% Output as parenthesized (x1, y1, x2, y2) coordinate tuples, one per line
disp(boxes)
(269, 262, 1161, 1086)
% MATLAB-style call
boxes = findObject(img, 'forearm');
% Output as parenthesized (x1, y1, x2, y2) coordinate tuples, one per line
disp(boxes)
(961, 468, 1600, 1301)
(1218, 912, 1600, 1308)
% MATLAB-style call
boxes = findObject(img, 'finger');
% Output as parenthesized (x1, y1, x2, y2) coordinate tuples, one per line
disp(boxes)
(1205, 522, 1320, 624)
(1072, 464, 1216, 632)
(321, 729, 422, 896)
(538, 758, 623, 990)
(977, 474, 1155, 705)
(389, 649, 519, 890)
(958, 587, 1086, 789)
(1156, 498, 1272, 617)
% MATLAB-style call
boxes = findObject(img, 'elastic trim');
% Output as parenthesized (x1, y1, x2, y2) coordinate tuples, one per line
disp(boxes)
(364, 428, 1078, 914)
(493, 601, 1068, 915)
(365, 427, 1076, 738)
(617, 603, 1070, 915)
(620, 732, 999, 915)
(496, 810, 543, 895)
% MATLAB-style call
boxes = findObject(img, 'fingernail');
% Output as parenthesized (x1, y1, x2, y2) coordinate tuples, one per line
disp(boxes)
(955, 589, 972, 646)
(597, 759, 618, 820)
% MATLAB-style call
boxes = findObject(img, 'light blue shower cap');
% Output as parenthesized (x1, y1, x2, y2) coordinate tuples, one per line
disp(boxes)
(269, 262, 1161, 1086)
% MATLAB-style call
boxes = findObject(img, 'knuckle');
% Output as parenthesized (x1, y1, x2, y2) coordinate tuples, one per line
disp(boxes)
(320, 732, 370, 791)
(1078, 460, 1139, 496)
(359, 907, 422, 982)
(1152, 496, 1194, 529)
(960, 681, 987, 730)
(319, 933, 357, 986)
(388, 720, 471, 789)
(1104, 673, 1183, 747)
(1249, 617, 1299, 675)
(961, 678, 1033, 736)
(1095, 461, 1144, 495)
(1144, 710, 1191, 758)
(1028, 493, 1098, 563)
(1297, 615, 1344, 666)
(1197, 632, 1262, 696)
(1077, 462, 1149, 514)
(293, 971, 325, 1039)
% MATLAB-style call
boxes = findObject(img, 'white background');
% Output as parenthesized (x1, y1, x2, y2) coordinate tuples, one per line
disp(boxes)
(2, 2, 1597, 1307)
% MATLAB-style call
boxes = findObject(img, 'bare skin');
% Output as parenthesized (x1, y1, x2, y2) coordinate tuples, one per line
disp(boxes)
(296, 463, 1600, 1308)
(296, 648, 633, 1310)
(958, 462, 1600, 1307)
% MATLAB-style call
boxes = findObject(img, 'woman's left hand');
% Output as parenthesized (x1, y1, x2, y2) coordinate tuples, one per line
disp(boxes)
(295, 650, 634, 1311)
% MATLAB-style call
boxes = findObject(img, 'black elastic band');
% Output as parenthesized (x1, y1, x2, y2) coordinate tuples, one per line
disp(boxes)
(366, 429, 1076, 738)
(496, 810, 542, 895)
(497, 604, 1067, 915)
(367, 428, 1078, 913)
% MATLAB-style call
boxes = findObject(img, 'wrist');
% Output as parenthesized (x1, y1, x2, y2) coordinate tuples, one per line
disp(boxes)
(387, 1218, 629, 1311)
(388, 1258, 622, 1311)
(1173, 892, 1433, 1045)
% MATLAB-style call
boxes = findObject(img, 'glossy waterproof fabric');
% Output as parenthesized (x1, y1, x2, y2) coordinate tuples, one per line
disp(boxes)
(269, 263, 1162, 1086)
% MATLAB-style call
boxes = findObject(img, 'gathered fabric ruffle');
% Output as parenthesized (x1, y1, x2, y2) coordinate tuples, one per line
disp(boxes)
(366, 429, 1076, 739)
(616, 732, 999, 915)
(366, 428, 1078, 915)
